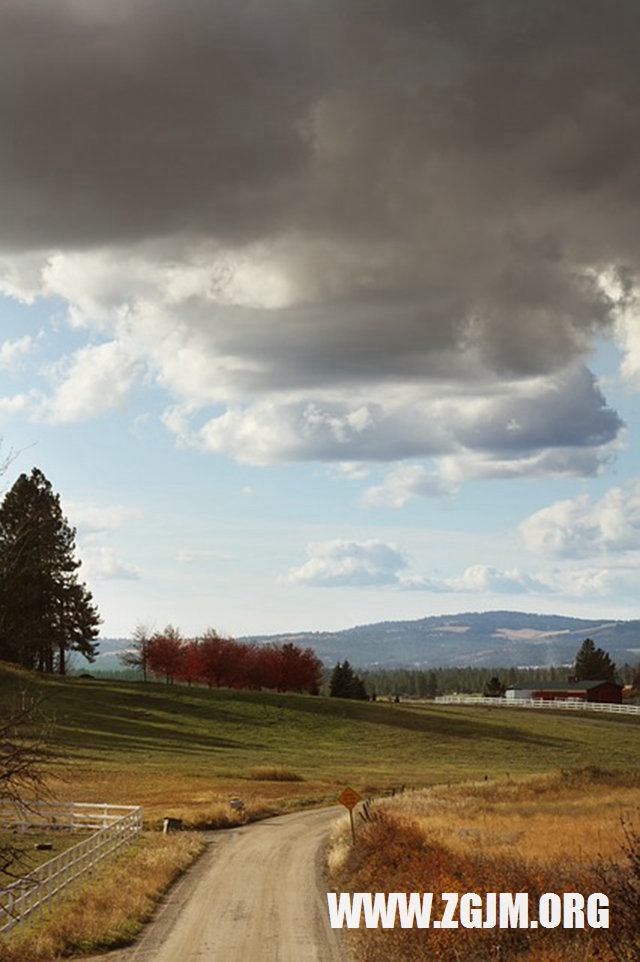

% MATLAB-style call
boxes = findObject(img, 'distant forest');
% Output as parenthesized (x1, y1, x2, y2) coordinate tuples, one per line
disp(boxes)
(359, 662, 640, 698)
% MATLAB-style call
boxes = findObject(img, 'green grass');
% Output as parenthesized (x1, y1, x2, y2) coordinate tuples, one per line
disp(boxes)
(3, 663, 637, 958)
(2, 663, 638, 790)
(0, 831, 92, 885)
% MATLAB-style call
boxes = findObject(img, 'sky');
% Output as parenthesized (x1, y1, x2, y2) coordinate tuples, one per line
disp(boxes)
(2, 1, 640, 641)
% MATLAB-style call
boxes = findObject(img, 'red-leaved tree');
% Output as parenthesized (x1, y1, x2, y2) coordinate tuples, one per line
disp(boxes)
(176, 637, 202, 686)
(196, 630, 236, 687)
(147, 625, 183, 684)
(143, 625, 322, 694)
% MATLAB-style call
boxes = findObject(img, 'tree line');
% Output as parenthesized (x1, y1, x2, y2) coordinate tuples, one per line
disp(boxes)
(359, 652, 639, 698)
(120, 624, 324, 693)
(359, 665, 560, 698)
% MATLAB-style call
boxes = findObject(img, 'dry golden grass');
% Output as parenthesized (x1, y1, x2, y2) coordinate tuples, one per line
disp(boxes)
(0, 832, 204, 961)
(328, 769, 640, 962)
(373, 769, 640, 868)
(327, 811, 353, 872)
(246, 767, 304, 782)
(44, 767, 330, 828)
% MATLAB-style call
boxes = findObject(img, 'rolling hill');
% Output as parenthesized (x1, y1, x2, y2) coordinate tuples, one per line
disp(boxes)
(246, 610, 640, 667)
(1, 662, 639, 828)
(91, 610, 640, 671)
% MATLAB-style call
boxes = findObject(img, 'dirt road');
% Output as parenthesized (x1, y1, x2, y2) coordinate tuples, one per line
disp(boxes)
(99, 806, 347, 962)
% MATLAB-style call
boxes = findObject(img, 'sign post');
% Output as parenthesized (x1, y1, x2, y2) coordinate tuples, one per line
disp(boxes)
(338, 786, 362, 844)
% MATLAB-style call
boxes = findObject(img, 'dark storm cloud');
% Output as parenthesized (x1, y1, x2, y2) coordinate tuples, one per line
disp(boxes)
(4, 2, 639, 251)
(1, 0, 637, 450)
(181, 362, 622, 464)
(1, 0, 327, 246)
(453, 367, 623, 455)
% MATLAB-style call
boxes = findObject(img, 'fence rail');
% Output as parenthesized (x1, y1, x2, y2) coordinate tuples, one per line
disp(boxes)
(0, 801, 139, 833)
(435, 695, 640, 715)
(0, 804, 143, 935)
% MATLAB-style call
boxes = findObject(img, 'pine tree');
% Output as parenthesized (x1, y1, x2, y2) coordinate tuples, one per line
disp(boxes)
(484, 675, 506, 697)
(573, 638, 617, 683)
(329, 660, 368, 700)
(329, 660, 347, 697)
(0, 468, 100, 673)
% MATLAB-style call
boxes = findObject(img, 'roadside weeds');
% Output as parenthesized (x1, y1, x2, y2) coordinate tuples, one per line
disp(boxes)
(0, 832, 204, 962)
(327, 769, 640, 962)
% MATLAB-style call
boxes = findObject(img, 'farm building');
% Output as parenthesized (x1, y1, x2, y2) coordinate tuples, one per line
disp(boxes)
(505, 680, 622, 704)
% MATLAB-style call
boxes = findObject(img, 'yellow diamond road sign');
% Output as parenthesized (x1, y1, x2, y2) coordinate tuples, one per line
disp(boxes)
(338, 786, 361, 810)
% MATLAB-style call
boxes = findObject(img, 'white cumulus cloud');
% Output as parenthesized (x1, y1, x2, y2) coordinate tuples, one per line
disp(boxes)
(43, 340, 144, 423)
(0, 336, 33, 369)
(520, 480, 640, 558)
(80, 547, 140, 581)
(0, 393, 34, 414)
(363, 464, 458, 507)
(286, 539, 408, 587)
(287, 543, 552, 596)
(402, 565, 553, 595)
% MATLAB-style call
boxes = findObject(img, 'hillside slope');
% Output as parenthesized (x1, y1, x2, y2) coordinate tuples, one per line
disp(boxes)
(1, 662, 639, 826)
(246, 610, 640, 667)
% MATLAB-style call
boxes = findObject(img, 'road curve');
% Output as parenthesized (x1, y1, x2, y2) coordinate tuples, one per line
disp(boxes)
(98, 807, 347, 962)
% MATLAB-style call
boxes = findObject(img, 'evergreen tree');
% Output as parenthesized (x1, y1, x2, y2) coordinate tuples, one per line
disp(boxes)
(0, 468, 100, 673)
(573, 638, 617, 683)
(329, 660, 368, 700)
(329, 661, 347, 697)
(484, 675, 506, 697)
(350, 672, 368, 700)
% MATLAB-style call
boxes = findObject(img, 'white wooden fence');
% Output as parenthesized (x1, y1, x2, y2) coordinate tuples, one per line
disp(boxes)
(0, 801, 140, 833)
(435, 695, 640, 715)
(0, 803, 143, 935)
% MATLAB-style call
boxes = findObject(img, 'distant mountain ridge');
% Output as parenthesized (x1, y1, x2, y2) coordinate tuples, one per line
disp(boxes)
(92, 611, 640, 671)
(244, 610, 640, 669)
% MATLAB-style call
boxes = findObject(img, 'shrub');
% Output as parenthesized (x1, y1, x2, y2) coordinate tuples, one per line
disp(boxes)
(330, 810, 613, 962)
(247, 768, 304, 782)
(599, 815, 640, 961)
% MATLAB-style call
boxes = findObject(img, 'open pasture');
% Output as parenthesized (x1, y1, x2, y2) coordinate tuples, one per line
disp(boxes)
(2, 664, 638, 825)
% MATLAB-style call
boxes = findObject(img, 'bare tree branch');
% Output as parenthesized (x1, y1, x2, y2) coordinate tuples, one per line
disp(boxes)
(0, 690, 56, 878)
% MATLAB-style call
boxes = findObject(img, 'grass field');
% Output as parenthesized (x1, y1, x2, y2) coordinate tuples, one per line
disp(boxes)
(2, 662, 639, 825)
(329, 770, 640, 961)
(0, 832, 93, 886)
(2, 663, 639, 960)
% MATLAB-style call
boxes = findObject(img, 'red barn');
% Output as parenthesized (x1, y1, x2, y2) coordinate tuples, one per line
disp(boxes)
(506, 681, 622, 704)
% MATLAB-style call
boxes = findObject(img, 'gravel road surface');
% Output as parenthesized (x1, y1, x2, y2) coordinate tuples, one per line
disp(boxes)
(95, 806, 347, 962)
